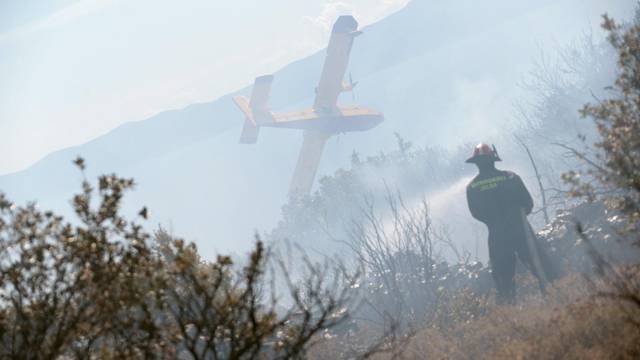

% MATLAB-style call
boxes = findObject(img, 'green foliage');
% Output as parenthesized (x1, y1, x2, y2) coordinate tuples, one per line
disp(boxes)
(563, 15, 640, 241)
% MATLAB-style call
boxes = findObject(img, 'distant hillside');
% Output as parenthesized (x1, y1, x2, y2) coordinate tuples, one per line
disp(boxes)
(0, 0, 631, 257)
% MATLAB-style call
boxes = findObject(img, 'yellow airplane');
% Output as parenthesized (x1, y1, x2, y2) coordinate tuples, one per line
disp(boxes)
(233, 16, 384, 196)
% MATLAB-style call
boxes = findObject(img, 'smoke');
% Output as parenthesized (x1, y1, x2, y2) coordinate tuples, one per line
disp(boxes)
(446, 77, 513, 146)
(371, 174, 488, 263)
(0, 0, 114, 47)
(303, 0, 410, 41)
(426, 175, 488, 261)
(303, 2, 355, 33)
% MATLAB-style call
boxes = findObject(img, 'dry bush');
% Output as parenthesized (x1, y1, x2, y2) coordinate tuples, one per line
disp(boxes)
(345, 193, 447, 328)
(347, 195, 422, 318)
(0, 159, 165, 359)
(318, 192, 494, 357)
(0, 159, 363, 359)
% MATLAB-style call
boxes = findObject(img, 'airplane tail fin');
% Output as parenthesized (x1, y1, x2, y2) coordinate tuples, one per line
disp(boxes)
(232, 75, 274, 144)
(249, 75, 273, 116)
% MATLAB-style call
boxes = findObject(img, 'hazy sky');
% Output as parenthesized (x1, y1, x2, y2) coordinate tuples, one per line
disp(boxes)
(0, 0, 409, 175)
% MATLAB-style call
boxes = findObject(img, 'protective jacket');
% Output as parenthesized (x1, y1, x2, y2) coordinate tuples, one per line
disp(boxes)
(466, 168, 539, 303)
(466, 169, 533, 242)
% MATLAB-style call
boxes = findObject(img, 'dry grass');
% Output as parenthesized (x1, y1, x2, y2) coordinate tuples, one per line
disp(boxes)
(310, 272, 640, 359)
(386, 274, 640, 359)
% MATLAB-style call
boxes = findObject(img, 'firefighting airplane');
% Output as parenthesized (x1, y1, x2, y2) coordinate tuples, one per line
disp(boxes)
(233, 16, 384, 196)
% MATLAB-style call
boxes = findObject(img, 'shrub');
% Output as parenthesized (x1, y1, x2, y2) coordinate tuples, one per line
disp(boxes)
(0, 159, 361, 359)
(562, 14, 640, 242)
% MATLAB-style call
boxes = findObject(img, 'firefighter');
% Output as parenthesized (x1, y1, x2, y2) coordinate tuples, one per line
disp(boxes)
(465, 143, 556, 304)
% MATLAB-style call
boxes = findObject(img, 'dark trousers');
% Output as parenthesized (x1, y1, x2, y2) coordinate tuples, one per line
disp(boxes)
(488, 227, 557, 304)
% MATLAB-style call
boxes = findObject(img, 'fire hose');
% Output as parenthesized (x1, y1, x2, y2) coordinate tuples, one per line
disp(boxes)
(521, 208, 548, 295)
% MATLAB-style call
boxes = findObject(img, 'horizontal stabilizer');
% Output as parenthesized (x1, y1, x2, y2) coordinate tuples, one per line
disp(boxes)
(240, 119, 259, 144)
(233, 96, 256, 125)
(233, 96, 255, 125)
(233, 96, 259, 144)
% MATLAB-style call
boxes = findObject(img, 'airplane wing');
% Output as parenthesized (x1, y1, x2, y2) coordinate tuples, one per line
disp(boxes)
(313, 16, 361, 112)
(271, 109, 317, 123)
